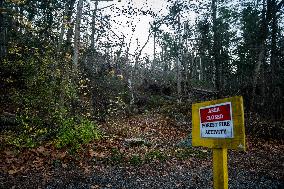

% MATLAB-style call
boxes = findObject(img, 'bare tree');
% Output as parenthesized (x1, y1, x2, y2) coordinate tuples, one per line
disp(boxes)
(176, 13, 182, 102)
(73, 0, 84, 68)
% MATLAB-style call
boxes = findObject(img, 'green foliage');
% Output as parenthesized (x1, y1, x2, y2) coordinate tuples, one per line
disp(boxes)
(129, 154, 143, 166)
(175, 148, 195, 160)
(6, 117, 49, 148)
(55, 117, 101, 149)
(145, 150, 167, 162)
(52, 159, 62, 168)
(107, 95, 128, 117)
(109, 147, 124, 165)
(9, 134, 37, 148)
(92, 74, 130, 120)
(1, 42, 99, 149)
(175, 148, 209, 160)
(146, 95, 168, 109)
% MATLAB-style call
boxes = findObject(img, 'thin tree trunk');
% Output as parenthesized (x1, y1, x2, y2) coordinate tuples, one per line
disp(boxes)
(152, 29, 156, 70)
(73, 0, 84, 68)
(250, 43, 265, 110)
(176, 14, 182, 102)
(90, 0, 99, 50)
(0, 0, 7, 59)
(183, 54, 188, 96)
(66, 0, 76, 53)
(250, 0, 268, 110)
(134, 31, 152, 73)
(212, 0, 221, 97)
(58, 2, 69, 53)
(270, 0, 278, 75)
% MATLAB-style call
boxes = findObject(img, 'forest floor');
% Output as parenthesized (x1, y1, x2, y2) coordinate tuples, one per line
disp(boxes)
(0, 112, 284, 189)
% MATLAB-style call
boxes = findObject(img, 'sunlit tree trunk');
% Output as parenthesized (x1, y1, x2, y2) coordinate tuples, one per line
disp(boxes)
(73, 0, 84, 68)
(58, 2, 69, 52)
(66, 0, 76, 53)
(90, 0, 99, 50)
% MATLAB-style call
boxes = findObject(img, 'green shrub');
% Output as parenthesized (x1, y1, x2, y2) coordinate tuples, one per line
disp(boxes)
(55, 117, 101, 149)
(8, 134, 37, 148)
(145, 150, 167, 162)
(175, 148, 195, 160)
(129, 154, 142, 166)
(175, 148, 209, 160)
(109, 147, 124, 164)
(7, 119, 49, 148)
(147, 95, 166, 109)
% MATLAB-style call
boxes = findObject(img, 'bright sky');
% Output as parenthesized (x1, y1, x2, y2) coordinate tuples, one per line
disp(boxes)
(90, 0, 196, 59)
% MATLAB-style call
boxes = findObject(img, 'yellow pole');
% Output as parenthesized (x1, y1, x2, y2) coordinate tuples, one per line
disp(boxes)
(213, 148, 228, 189)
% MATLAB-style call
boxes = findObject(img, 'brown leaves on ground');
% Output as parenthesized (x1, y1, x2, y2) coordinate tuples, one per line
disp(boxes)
(0, 112, 283, 186)
(100, 113, 188, 147)
(0, 112, 191, 176)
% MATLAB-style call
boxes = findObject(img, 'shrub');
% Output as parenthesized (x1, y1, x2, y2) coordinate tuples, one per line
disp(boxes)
(145, 150, 167, 162)
(55, 117, 101, 149)
(129, 154, 142, 166)
(109, 147, 124, 164)
(175, 148, 209, 160)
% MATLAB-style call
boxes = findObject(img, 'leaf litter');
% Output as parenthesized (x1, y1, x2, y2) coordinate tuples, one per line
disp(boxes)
(0, 112, 283, 188)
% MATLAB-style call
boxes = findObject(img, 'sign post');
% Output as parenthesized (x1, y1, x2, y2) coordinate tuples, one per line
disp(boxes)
(192, 96, 245, 189)
(213, 148, 228, 189)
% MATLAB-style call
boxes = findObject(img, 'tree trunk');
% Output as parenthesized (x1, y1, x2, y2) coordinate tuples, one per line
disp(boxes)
(73, 0, 84, 68)
(0, 0, 7, 59)
(66, 0, 76, 53)
(58, 2, 69, 52)
(270, 0, 278, 75)
(250, 0, 269, 110)
(90, 0, 99, 50)
(176, 14, 182, 102)
(152, 29, 156, 70)
(212, 0, 221, 97)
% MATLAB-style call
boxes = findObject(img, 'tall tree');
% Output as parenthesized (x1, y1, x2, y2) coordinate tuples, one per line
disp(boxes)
(73, 0, 84, 68)
(211, 0, 221, 96)
(0, 0, 7, 59)
(250, 0, 284, 110)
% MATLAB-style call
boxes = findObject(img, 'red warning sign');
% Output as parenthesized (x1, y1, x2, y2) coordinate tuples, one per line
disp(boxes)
(199, 102, 233, 138)
(200, 103, 231, 123)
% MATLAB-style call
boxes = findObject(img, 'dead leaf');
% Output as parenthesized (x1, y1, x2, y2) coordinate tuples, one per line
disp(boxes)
(62, 163, 68, 168)
(83, 165, 92, 174)
(4, 150, 14, 156)
(37, 146, 45, 153)
(89, 149, 95, 157)
(91, 185, 100, 189)
(8, 169, 18, 175)
(94, 152, 106, 158)
(57, 151, 66, 159)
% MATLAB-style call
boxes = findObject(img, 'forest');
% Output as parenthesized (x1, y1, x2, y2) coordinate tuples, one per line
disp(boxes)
(0, 0, 284, 188)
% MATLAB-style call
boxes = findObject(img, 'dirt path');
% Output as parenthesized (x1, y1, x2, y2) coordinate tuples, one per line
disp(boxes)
(1, 113, 283, 188)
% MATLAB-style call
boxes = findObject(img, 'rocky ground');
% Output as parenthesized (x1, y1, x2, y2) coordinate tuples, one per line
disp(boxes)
(1, 113, 283, 189)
